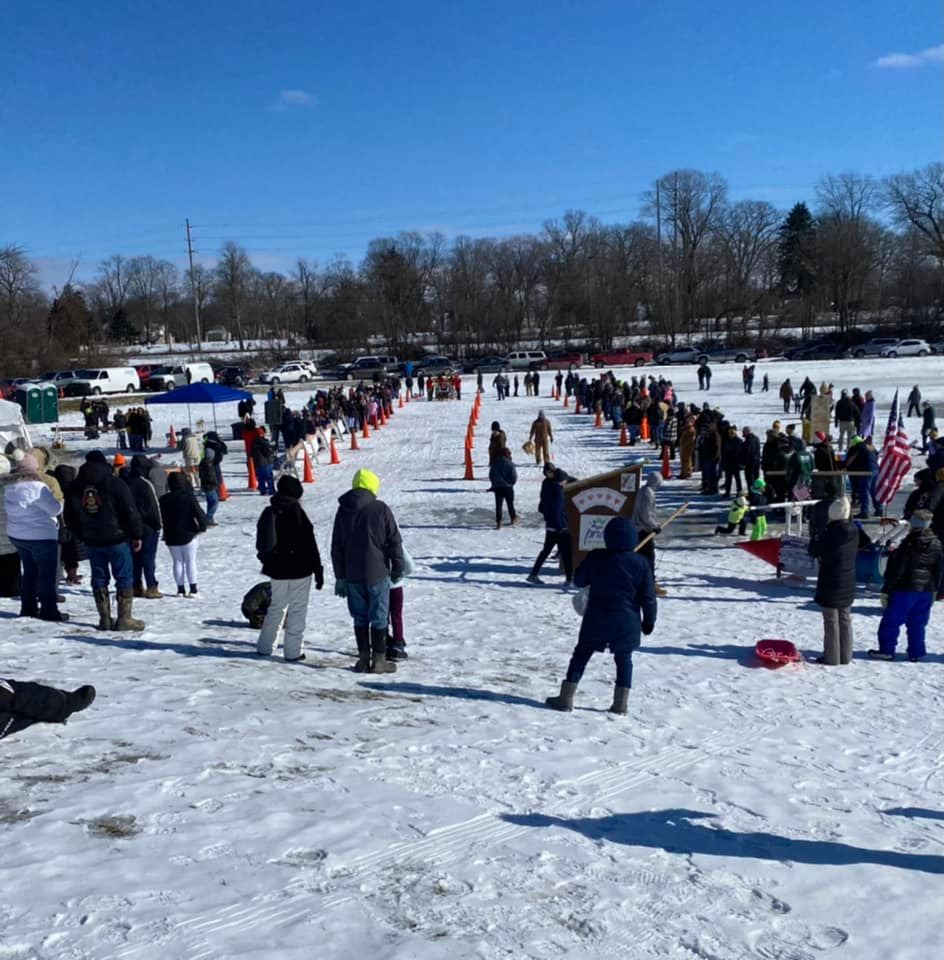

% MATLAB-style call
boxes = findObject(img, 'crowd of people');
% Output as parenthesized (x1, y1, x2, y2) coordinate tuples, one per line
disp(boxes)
(1, 360, 942, 737)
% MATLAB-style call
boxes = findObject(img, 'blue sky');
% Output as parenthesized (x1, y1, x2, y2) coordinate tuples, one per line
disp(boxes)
(1, 0, 941, 288)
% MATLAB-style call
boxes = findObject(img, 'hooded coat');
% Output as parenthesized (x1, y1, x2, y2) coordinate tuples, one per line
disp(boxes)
(65, 460, 143, 546)
(813, 520, 859, 608)
(125, 455, 162, 536)
(882, 528, 944, 595)
(573, 518, 657, 654)
(331, 470, 404, 586)
(159, 473, 208, 546)
(255, 490, 323, 582)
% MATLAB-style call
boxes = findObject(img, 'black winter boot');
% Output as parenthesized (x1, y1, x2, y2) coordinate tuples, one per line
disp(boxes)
(353, 625, 371, 672)
(65, 685, 96, 716)
(10, 680, 69, 723)
(370, 626, 396, 674)
(546, 680, 577, 711)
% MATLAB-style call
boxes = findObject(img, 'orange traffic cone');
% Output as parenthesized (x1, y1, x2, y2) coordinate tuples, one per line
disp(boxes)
(167, 425, 177, 449)
(399, 395, 405, 408)
(463, 447, 474, 480)
(575, 399, 581, 414)
(640, 416, 650, 441)
(247, 458, 258, 491)
(594, 409, 603, 428)
(619, 424, 629, 447)
(563, 394, 569, 408)
(218, 477, 230, 501)
(350, 429, 360, 450)
(363, 418, 370, 439)
(303, 450, 315, 483)
(661, 443, 673, 480)
(330, 438, 341, 465)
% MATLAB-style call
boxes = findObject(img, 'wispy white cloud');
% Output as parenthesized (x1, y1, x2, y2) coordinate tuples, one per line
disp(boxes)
(874, 43, 944, 69)
(268, 88, 316, 111)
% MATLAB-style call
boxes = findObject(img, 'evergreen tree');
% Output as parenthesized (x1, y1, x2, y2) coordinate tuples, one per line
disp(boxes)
(777, 202, 817, 299)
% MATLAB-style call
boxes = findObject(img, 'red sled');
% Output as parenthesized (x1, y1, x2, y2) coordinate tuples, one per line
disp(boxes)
(754, 638, 802, 667)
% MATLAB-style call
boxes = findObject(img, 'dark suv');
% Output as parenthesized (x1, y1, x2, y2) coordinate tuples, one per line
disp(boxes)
(216, 366, 251, 387)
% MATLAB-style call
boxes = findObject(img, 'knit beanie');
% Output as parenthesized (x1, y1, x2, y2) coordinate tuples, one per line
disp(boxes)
(276, 474, 304, 499)
(909, 510, 932, 529)
(85, 450, 107, 464)
(827, 498, 851, 522)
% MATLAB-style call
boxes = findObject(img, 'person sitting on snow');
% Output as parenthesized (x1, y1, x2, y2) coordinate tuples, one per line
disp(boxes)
(1, 678, 95, 740)
(869, 510, 944, 662)
(714, 495, 748, 536)
(545, 517, 656, 716)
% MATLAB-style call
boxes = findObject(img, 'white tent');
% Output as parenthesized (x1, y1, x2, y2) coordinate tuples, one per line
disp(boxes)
(0, 399, 32, 454)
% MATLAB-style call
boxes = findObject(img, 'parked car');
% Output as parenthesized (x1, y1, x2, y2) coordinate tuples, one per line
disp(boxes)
(698, 344, 757, 364)
(536, 350, 583, 370)
(463, 355, 508, 374)
(502, 350, 547, 370)
(338, 356, 388, 381)
(655, 346, 702, 365)
(216, 365, 251, 387)
(65, 367, 141, 396)
(36, 370, 78, 385)
(590, 348, 652, 368)
(257, 362, 313, 385)
(929, 339, 944, 355)
(880, 338, 931, 358)
(850, 337, 901, 358)
(146, 361, 215, 391)
(413, 355, 454, 377)
(796, 343, 853, 361)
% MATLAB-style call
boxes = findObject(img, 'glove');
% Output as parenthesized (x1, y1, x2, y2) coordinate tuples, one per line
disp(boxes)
(314, 566, 324, 591)
(880, 594, 888, 608)
(391, 575, 404, 588)
(641, 620, 655, 636)
(653, 526, 661, 535)
(334, 579, 347, 598)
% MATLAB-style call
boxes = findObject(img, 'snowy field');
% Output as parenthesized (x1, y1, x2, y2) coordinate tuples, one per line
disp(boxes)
(2, 355, 944, 960)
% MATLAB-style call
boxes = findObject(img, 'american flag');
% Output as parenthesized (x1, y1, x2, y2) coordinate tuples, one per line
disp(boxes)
(874, 389, 912, 506)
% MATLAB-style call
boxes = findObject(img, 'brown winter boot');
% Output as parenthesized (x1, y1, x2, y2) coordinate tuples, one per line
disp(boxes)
(115, 589, 145, 632)
(133, 584, 145, 598)
(93, 589, 112, 630)
(143, 586, 163, 599)
(369, 626, 396, 674)
(545, 680, 577, 712)
(608, 686, 630, 715)
(353, 625, 372, 673)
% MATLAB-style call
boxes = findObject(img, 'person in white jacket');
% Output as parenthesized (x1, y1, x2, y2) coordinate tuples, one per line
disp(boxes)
(3, 454, 66, 621)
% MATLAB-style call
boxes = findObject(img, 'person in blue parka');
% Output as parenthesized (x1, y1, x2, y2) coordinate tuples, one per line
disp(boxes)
(546, 516, 657, 715)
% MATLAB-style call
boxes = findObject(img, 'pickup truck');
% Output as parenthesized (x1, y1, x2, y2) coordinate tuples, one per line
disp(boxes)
(590, 348, 652, 368)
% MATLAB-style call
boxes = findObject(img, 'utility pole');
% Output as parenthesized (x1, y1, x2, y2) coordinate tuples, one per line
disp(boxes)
(672, 172, 681, 340)
(656, 180, 665, 342)
(185, 218, 202, 352)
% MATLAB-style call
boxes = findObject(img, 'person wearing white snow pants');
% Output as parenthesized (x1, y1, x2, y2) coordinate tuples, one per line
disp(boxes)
(254, 475, 324, 663)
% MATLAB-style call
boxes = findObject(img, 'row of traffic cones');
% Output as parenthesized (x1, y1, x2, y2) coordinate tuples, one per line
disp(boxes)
(463, 391, 482, 480)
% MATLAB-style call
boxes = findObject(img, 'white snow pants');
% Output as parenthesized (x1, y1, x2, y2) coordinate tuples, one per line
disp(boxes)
(257, 576, 311, 661)
(168, 542, 199, 587)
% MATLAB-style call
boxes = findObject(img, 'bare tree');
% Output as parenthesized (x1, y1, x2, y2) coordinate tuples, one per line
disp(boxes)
(214, 242, 252, 350)
(127, 255, 162, 344)
(0, 245, 41, 327)
(884, 163, 944, 266)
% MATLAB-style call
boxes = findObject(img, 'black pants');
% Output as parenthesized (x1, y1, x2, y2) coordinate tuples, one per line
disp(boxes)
(494, 488, 516, 525)
(0, 679, 70, 740)
(744, 463, 759, 489)
(636, 535, 655, 577)
(907, 401, 920, 417)
(723, 466, 743, 495)
(715, 520, 747, 535)
(530, 530, 573, 580)
(565, 637, 633, 687)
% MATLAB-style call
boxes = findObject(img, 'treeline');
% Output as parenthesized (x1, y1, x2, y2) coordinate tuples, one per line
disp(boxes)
(1, 163, 942, 373)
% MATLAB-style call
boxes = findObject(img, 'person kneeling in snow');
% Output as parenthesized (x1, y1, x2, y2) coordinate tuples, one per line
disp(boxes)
(1, 678, 95, 740)
(869, 510, 944, 662)
(546, 517, 656, 716)
(714, 495, 748, 536)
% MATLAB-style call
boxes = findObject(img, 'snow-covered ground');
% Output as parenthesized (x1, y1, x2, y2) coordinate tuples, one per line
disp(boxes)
(2, 356, 943, 960)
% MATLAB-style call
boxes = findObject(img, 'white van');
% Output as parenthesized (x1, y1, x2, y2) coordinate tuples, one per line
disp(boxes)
(68, 367, 141, 396)
(146, 362, 214, 391)
(502, 350, 547, 370)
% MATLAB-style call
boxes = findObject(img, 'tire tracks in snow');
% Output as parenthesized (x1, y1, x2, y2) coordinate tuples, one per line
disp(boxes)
(98, 724, 765, 959)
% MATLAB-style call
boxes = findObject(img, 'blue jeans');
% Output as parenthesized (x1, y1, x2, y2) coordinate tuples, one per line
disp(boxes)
(132, 531, 159, 589)
(88, 543, 134, 592)
(204, 488, 219, 522)
(9, 537, 59, 617)
(346, 578, 391, 629)
(878, 591, 935, 659)
(257, 465, 275, 495)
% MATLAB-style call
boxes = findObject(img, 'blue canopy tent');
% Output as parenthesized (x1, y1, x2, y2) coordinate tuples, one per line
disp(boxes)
(144, 382, 253, 431)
